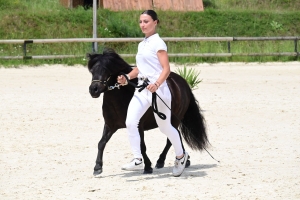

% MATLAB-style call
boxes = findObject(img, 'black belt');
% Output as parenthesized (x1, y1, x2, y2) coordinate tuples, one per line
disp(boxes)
(138, 77, 148, 81)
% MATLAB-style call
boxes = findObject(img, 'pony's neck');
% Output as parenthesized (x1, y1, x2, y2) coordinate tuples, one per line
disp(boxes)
(120, 64, 134, 74)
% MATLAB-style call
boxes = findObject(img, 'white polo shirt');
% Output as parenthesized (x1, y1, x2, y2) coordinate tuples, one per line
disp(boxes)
(136, 33, 167, 84)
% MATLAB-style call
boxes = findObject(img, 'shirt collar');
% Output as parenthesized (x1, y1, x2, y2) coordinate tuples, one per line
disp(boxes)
(144, 33, 158, 42)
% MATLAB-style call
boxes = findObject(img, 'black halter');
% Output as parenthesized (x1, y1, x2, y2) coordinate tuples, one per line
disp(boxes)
(91, 76, 111, 85)
(91, 65, 116, 91)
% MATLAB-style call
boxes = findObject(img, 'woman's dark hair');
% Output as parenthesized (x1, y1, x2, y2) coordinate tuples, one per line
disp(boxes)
(141, 10, 159, 24)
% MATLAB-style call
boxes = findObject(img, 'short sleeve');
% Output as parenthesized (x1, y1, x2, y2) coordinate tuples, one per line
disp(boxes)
(155, 38, 167, 53)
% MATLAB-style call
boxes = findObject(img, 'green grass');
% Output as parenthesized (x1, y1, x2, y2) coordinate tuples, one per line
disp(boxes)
(0, 0, 299, 66)
(206, 0, 300, 11)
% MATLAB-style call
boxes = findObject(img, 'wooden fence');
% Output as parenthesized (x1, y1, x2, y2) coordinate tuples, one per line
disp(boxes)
(0, 37, 299, 60)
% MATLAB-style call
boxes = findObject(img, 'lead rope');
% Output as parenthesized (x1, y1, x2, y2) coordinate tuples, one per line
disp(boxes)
(152, 92, 166, 120)
(120, 72, 166, 120)
(120, 72, 220, 163)
(137, 78, 166, 120)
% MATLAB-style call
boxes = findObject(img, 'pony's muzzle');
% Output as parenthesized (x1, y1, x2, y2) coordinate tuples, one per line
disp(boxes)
(89, 84, 101, 98)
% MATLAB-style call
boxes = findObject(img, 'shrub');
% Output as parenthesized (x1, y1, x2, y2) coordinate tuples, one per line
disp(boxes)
(175, 66, 202, 90)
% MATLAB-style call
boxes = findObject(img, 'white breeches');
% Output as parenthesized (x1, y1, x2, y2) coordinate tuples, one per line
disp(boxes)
(125, 84, 184, 158)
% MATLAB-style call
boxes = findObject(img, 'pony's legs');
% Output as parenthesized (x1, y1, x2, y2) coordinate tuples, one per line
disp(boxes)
(93, 124, 115, 176)
(155, 138, 172, 168)
(155, 130, 191, 169)
(139, 128, 153, 174)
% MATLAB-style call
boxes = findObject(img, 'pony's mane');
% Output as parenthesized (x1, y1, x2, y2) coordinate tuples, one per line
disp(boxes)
(87, 48, 133, 75)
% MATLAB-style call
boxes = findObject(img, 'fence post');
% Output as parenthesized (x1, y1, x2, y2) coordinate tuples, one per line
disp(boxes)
(23, 40, 33, 59)
(295, 38, 299, 59)
(227, 41, 231, 53)
(92, 0, 98, 53)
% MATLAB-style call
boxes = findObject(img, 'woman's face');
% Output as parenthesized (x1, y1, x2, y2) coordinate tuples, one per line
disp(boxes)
(139, 14, 157, 37)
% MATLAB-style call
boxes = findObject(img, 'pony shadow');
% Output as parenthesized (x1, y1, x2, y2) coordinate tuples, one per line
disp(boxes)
(97, 164, 218, 180)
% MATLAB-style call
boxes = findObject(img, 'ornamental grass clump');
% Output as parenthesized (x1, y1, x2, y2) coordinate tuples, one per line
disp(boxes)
(175, 66, 202, 90)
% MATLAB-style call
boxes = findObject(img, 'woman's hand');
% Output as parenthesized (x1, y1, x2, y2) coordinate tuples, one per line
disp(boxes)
(117, 75, 127, 85)
(147, 83, 158, 93)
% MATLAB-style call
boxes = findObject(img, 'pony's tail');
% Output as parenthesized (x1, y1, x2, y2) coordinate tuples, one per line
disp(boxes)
(179, 91, 209, 151)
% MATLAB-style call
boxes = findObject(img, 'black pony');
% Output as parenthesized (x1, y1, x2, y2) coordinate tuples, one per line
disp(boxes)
(88, 48, 209, 176)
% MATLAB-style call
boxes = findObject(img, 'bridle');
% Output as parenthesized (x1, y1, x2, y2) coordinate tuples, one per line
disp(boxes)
(90, 64, 123, 91)
(91, 76, 111, 85)
(91, 75, 123, 91)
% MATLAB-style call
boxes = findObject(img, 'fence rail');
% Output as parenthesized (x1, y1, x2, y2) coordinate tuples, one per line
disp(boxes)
(0, 37, 299, 60)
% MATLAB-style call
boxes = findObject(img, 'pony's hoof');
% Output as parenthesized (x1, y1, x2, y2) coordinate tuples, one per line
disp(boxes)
(155, 162, 165, 169)
(143, 168, 153, 174)
(185, 159, 191, 168)
(93, 169, 103, 177)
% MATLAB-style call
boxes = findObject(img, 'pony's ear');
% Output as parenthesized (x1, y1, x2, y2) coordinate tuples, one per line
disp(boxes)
(86, 53, 93, 60)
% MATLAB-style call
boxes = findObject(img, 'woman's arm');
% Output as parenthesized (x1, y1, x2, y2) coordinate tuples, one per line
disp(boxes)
(146, 50, 170, 93)
(127, 67, 139, 80)
(117, 66, 139, 85)
(156, 50, 170, 85)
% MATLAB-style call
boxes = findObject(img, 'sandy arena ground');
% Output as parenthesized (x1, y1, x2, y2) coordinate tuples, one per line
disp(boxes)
(0, 62, 299, 199)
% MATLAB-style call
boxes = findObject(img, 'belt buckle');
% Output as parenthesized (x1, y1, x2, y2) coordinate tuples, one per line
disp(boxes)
(140, 77, 147, 81)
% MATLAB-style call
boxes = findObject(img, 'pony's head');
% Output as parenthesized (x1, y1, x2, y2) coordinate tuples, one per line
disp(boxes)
(87, 48, 132, 98)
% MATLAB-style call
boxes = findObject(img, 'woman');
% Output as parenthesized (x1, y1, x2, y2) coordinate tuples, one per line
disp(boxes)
(117, 10, 188, 177)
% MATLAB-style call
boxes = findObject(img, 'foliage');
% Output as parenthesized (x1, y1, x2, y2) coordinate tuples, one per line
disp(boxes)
(215, 0, 300, 11)
(270, 21, 284, 32)
(175, 66, 202, 90)
(99, 13, 142, 38)
(203, 0, 217, 9)
(0, 0, 23, 10)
